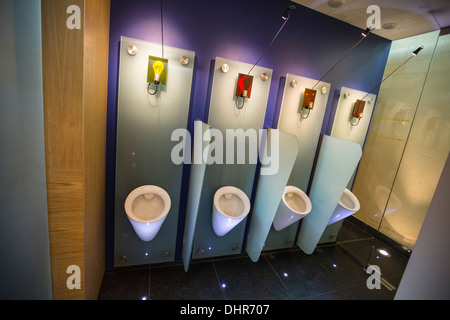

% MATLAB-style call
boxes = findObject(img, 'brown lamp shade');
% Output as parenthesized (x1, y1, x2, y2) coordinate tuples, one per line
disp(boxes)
(352, 99, 366, 118)
(302, 88, 317, 110)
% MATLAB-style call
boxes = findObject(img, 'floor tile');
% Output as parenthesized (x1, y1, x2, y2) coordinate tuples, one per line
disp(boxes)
(98, 223, 408, 301)
(345, 282, 397, 300)
(313, 245, 370, 289)
(338, 220, 373, 242)
(98, 267, 150, 300)
(213, 255, 291, 300)
(149, 261, 224, 300)
(368, 240, 408, 278)
(263, 248, 342, 299)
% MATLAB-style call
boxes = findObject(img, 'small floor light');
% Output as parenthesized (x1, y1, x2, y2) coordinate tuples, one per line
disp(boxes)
(377, 248, 391, 257)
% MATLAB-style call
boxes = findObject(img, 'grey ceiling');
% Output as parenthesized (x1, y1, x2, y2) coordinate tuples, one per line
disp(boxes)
(292, 0, 450, 40)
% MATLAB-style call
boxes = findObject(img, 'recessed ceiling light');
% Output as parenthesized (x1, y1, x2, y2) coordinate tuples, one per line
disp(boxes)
(382, 22, 398, 30)
(327, 0, 345, 8)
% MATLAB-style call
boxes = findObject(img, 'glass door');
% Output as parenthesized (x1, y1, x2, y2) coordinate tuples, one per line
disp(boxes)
(337, 30, 450, 290)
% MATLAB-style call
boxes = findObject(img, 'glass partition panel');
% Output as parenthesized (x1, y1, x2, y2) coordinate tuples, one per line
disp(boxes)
(376, 32, 450, 250)
(114, 36, 195, 266)
(350, 31, 439, 237)
(182, 120, 210, 271)
(297, 135, 362, 254)
(246, 129, 299, 262)
(337, 31, 450, 291)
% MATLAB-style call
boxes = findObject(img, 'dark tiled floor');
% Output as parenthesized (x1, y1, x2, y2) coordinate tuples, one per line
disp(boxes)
(337, 219, 409, 290)
(98, 243, 404, 300)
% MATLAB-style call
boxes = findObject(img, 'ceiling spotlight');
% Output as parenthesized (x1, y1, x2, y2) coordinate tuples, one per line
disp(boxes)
(327, 0, 345, 8)
(248, 4, 295, 75)
(362, 27, 374, 37)
(361, 44, 424, 100)
(311, 26, 373, 90)
(412, 45, 424, 56)
(282, 5, 296, 20)
(382, 22, 398, 30)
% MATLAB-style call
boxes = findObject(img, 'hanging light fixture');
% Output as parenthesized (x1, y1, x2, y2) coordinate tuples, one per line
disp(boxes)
(235, 73, 254, 109)
(297, 27, 374, 120)
(359, 45, 424, 101)
(412, 45, 424, 56)
(147, 0, 167, 96)
(236, 5, 296, 109)
(350, 99, 366, 126)
(247, 4, 296, 76)
(311, 26, 374, 91)
(361, 27, 374, 37)
(351, 45, 424, 126)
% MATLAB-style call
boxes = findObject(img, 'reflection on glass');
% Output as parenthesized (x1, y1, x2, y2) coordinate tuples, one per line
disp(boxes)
(338, 31, 450, 286)
(377, 32, 450, 250)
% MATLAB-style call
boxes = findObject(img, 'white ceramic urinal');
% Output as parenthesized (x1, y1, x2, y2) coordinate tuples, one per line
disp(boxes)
(273, 186, 312, 231)
(212, 186, 251, 237)
(124, 185, 171, 242)
(327, 188, 360, 225)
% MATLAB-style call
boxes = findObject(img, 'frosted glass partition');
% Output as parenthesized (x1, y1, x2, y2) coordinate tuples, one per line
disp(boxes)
(191, 57, 272, 259)
(182, 120, 211, 272)
(246, 129, 299, 262)
(264, 74, 331, 250)
(331, 87, 376, 147)
(114, 36, 195, 266)
(297, 135, 362, 254)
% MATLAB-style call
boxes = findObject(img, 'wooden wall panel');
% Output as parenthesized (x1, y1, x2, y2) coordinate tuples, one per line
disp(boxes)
(83, 0, 110, 300)
(42, 0, 110, 300)
(42, 0, 85, 300)
(41, 0, 84, 171)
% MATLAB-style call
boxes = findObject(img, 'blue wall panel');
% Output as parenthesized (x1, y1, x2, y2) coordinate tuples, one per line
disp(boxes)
(105, 0, 391, 267)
